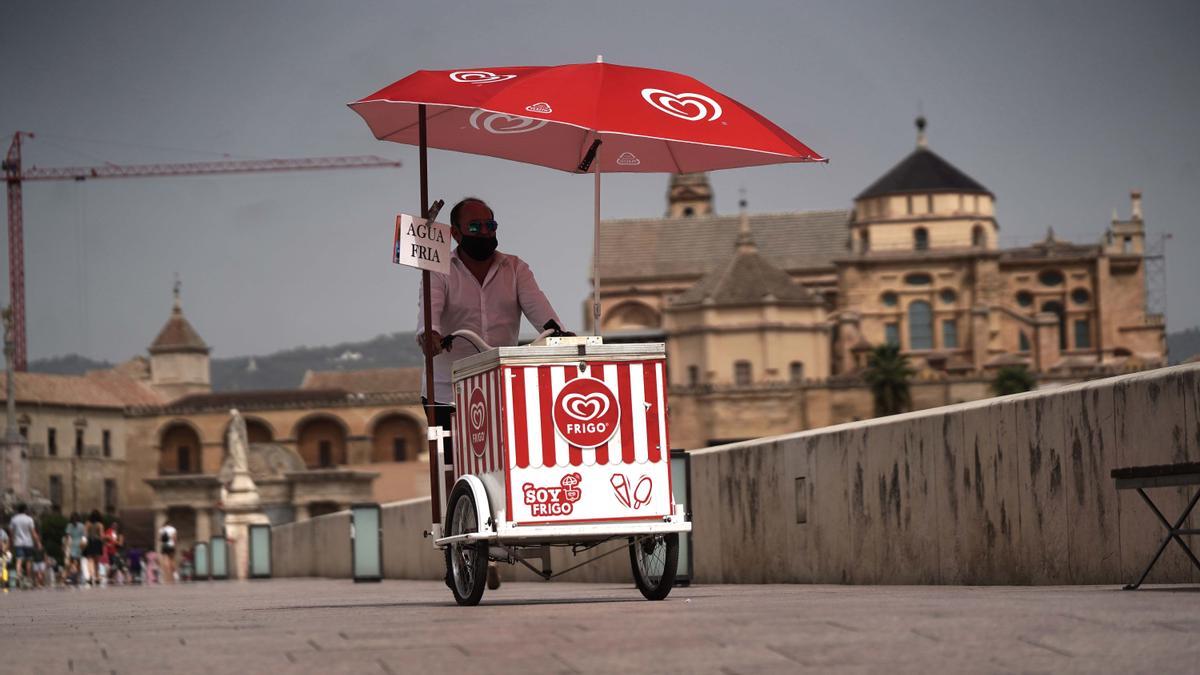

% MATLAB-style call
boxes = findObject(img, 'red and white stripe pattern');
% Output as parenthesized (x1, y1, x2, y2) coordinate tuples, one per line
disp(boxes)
(453, 368, 504, 478)
(503, 361, 669, 469)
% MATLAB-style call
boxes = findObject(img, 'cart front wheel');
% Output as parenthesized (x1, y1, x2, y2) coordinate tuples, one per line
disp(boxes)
(445, 483, 488, 606)
(629, 533, 679, 600)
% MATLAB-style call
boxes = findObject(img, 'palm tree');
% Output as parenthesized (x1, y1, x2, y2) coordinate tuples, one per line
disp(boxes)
(991, 365, 1036, 396)
(863, 344, 915, 417)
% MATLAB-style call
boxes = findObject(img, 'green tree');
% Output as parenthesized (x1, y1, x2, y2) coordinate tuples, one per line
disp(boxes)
(863, 344, 915, 417)
(991, 365, 1036, 396)
(39, 512, 68, 564)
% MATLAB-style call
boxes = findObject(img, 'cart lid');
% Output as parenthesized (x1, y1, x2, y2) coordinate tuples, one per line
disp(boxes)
(451, 342, 665, 382)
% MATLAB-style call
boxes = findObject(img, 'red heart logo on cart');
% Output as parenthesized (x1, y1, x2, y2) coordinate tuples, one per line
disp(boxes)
(563, 393, 608, 421)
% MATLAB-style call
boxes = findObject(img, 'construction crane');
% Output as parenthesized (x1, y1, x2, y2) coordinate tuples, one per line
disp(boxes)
(2, 130, 402, 371)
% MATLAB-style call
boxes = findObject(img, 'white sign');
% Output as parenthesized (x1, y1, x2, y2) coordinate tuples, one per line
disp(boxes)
(393, 213, 450, 274)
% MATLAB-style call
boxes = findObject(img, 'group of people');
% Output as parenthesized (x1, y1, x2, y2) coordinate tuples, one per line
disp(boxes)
(3, 505, 180, 590)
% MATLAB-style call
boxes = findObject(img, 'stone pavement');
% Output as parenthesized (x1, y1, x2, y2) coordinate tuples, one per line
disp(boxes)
(1, 579, 1198, 674)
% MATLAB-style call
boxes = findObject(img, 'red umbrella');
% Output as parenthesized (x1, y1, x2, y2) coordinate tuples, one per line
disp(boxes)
(350, 60, 824, 173)
(349, 58, 825, 519)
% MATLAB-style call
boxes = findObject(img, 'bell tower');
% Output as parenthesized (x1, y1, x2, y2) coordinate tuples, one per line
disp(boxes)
(148, 279, 211, 401)
(667, 172, 713, 218)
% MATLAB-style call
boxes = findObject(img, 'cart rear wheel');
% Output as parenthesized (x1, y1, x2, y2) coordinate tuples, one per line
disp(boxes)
(445, 483, 488, 606)
(629, 533, 679, 600)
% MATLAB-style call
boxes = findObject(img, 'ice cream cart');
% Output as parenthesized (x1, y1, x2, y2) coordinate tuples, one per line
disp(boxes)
(429, 331, 691, 605)
(349, 59, 825, 606)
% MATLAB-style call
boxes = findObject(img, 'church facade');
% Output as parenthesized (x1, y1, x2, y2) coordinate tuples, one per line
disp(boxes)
(593, 119, 1166, 448)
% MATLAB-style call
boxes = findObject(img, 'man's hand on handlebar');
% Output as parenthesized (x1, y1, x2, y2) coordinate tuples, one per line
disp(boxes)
(542, 320, 576, 338)
(421, 331, 444, 357)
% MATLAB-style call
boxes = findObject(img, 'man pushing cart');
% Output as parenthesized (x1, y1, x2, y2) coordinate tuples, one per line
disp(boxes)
(350, 57, 825, 605)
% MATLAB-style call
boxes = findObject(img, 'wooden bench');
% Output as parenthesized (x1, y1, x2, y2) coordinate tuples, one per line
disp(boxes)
(1111, 462, 1200, 589)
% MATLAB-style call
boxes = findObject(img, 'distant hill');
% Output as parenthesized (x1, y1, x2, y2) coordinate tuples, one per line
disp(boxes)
(32, 325, 1199, 391)
(1168, 326, 1200, 365)
(210, 332, 424, 390)
(28, 354, 114, 374)
(30, 331, 424, 391)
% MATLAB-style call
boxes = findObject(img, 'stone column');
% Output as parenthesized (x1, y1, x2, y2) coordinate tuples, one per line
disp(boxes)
(294, 502, 310, 522)
(970, 306, 989, 371)
(195, 507, 212, 544)
(1034, 312, 1060, 372)
(153, 509, 167, 555)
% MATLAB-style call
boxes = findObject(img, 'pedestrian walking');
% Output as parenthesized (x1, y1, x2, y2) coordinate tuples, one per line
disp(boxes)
(159, 519, 178, 584)
(63, 513, 86, 587)
(83, 511, 105, 587)
(8, 503, 41, 588)
(104, 520, 126, 585)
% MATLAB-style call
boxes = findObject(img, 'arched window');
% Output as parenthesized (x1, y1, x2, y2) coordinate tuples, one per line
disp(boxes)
(1042, 300, 1067, 350)
(908, 301, 933, 350)
(687, 365, 699, 387)
(295, 416, 348, 469)
(159, 423, 202, 476)
(972, 224, 986, 248)
(789, 361, 805, 384)
(1038, 269, 1064, 286)
(913, 227, 929, 251)
(734, 360, 752, 386)
(860, 230, 870, 253)
(370, 414, 423, 463)
(602, 301, 660, 331)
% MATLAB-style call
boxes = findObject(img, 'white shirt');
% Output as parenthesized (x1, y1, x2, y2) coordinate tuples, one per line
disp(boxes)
(9, 513, 36, 548)
(416, 250, 561, 402)
(160, 525, 177, 548)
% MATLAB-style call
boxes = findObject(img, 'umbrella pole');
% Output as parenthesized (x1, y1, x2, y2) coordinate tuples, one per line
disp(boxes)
(418, 104, 441, 526)
(592, 168, 601, 335)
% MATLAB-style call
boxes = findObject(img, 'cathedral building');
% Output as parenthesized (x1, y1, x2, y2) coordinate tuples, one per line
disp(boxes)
(7, 286, 429, 550)
(594, 118, 1166, 447)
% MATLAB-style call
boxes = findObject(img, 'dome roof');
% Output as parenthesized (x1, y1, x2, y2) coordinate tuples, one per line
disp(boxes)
(149, 287, 209, 355)
(856, 146, 990, 200)
(856, 118, 990, 200)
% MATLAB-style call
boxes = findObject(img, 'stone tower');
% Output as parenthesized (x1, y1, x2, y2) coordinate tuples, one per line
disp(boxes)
(850, 117, 996, 253)
(148, 281, 211, 401)
(666, 172, 713, 218)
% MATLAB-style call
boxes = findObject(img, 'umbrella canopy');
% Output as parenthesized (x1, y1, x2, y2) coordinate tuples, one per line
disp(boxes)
(349, 61, 825, 174)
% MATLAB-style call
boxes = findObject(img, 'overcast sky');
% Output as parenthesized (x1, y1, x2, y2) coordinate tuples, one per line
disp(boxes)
(2, 0, 1197, 363)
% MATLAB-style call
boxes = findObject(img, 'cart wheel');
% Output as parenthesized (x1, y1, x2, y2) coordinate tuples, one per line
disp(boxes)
(629, 533, 679, 601)
(444, 483, 488, 606)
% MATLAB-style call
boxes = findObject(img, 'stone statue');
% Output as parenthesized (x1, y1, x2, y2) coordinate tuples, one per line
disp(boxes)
(224, 408, 258, 497)
(228, 408, 250, 475)
(220, 407, 269, 581)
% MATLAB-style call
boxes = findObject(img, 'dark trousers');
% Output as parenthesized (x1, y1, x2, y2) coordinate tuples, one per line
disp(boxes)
(422, 397, 455, 466)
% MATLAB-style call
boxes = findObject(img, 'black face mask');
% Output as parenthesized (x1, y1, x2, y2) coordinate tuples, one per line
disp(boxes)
(458, 235, 498, 261)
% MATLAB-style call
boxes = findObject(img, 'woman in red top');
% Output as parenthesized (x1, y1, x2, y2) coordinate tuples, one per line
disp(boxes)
(103, 520, 124, 585)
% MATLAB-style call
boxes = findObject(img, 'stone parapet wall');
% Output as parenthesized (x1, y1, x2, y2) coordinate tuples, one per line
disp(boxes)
(267, 363, 1199, 585)
(690, 362, 1199, 584)
(270, 510, 352, 578)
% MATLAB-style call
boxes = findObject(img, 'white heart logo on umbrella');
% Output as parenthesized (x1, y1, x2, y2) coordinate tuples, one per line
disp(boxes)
(641, 88, 723, 122)
(562, 393, 609, 421)
(449, 70, 516, 84)
(469, 110, 549, 135)
(470, 401, 486, 429)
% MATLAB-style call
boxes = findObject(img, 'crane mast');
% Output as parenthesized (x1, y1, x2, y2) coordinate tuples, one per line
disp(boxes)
(2, 130, 402, 370)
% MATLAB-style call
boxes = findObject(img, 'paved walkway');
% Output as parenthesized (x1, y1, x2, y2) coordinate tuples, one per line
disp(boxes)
(1, 579, 1198, 673)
